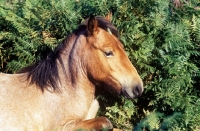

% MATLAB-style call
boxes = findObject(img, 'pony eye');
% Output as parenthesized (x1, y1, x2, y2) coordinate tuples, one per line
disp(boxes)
(104, 51, 114, 57)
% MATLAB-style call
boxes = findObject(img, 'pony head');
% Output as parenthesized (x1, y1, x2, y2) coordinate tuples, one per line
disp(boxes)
(82, 14, 143, 99)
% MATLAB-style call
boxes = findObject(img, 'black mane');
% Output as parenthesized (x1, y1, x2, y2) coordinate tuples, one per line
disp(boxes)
(18, 16, 119, 91)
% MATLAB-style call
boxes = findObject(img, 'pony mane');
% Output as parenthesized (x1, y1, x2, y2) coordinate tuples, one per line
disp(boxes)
(18, 16, 119, 91)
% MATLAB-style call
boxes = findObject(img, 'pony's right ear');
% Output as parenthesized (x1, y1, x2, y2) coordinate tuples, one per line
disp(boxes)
(87, 16, 98, 36)
(105, 12, 112, 22)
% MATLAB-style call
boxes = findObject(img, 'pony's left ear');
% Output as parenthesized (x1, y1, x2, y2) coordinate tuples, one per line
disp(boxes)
(87, 16, 98, 36)
(105, 12, 112, 22)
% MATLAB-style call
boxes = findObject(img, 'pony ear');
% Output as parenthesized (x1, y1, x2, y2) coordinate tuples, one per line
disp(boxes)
(105, 12, 112, 22)
(87, 16, 98, 36)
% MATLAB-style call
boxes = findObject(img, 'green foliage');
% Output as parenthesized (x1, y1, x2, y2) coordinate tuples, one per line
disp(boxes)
(105, 98, 136, 130)
(0, 0, 200, 130)
(133, 112, 185, 131)
(0, 0, 80, 72)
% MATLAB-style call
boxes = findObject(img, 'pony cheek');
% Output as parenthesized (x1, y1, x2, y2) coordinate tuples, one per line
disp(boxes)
(100, 74, 122, 94)
(87, 66, 121, 93)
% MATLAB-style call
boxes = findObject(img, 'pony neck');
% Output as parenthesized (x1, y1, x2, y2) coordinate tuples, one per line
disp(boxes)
(57, 32, 95, 94)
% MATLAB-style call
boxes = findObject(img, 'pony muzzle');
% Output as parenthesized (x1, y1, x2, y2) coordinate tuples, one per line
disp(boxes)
(122, 82, 143, 99)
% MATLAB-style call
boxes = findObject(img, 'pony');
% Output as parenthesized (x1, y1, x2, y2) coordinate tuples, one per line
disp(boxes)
(0, 13, 143, 131)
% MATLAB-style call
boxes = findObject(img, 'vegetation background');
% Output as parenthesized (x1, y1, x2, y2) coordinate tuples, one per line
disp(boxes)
(0, 0, 200, 130)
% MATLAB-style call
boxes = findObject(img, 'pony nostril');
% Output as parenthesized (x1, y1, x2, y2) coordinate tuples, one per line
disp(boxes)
(133, 85, 142, 97)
